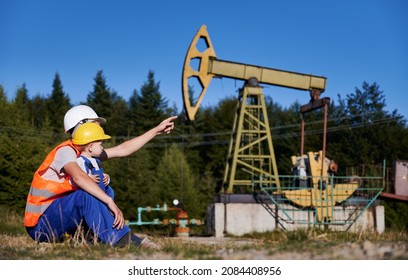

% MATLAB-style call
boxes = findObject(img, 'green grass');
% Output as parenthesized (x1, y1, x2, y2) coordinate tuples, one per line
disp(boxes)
(1, 206, 407, 260)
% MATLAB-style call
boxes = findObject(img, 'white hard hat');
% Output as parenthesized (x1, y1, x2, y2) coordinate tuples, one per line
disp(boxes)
(63, 105, 106, 133)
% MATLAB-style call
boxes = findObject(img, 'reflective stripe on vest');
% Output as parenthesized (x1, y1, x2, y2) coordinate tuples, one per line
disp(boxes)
(24, 140, 80, 227)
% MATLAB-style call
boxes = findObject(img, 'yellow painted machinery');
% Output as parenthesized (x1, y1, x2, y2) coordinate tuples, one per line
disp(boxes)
(182, 25, 361, 223)
(286, 151, 360, 222)
(182, 25, 326, 122)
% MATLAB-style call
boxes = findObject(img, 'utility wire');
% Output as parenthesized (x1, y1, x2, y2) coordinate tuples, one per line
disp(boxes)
(0, 115, 400, 147)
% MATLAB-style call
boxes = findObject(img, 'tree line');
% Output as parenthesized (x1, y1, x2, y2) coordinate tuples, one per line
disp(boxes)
(1, 70, 408, 230)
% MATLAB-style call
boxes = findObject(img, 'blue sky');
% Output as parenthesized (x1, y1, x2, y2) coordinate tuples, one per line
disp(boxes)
(1, 0, 407, 120)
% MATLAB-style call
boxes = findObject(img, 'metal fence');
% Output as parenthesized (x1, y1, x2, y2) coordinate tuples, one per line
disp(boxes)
(256, 174, 384, 229)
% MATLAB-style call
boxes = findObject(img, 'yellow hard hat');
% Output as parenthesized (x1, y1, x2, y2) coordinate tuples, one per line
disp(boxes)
(72, 122, 111, 145)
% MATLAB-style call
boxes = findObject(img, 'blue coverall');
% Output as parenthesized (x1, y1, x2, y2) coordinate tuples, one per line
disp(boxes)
(26, 156, 131, 245)
(79, 156, 115, 199)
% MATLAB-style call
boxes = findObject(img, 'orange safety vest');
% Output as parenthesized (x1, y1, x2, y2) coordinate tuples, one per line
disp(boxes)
(24, 140, 81, 227)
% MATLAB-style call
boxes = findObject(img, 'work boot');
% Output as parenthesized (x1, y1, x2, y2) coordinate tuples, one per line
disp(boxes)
(115, 231, 142, 247)
(140, 237, 161, 250)
(114, 232, 132, 247)
(115, 232, 160, 250)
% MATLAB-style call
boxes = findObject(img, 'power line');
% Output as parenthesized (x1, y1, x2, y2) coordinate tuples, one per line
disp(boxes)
(0, 115, 401, 147)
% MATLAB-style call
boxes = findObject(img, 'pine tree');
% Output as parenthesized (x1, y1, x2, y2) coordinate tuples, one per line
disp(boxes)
(330, 81, 407, 171)
(266, 98, 301, 174)
(107, 92, 129, 139)
(149, 144, 200, 216)
(128, 89, 140, 136)
(87, 70, 113, 122)
(0, 85, 11, 126)
(86, 70, 130, 137)
(129, 70, 168, 134)
(11, 84, 31, 128)
(32, 94, 51, 131)
(104, 148, 155, 219)
(0, 85, 52, 212)
(47, 72, 71, 133)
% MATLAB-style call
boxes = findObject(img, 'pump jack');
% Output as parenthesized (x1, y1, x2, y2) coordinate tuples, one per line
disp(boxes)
(182, 25, 360, 222)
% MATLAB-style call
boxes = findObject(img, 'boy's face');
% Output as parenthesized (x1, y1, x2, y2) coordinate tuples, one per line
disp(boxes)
(87, 141, 104, 157)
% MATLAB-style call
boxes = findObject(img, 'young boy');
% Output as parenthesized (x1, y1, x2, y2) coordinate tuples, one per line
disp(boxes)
(72, 122, 114, 198)
(71, 122, 158, 248)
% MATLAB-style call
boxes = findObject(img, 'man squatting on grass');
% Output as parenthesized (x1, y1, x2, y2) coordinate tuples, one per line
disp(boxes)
(24, 105, 177, 248)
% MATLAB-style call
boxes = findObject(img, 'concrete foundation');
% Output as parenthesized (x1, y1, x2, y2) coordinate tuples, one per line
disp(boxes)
(206, 202, 385, 237)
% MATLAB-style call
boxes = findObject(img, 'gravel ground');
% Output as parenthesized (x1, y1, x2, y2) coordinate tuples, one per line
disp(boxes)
(2, 234, 407, 260)
(127, 236, 408, 260)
